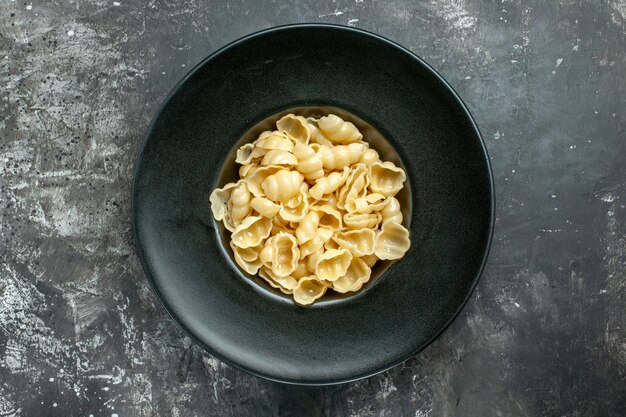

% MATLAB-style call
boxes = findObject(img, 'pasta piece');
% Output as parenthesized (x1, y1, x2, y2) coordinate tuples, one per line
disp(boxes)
(309, 166, 350, 200)
(360, 148, 380, 166)
(209, 181, 239, 231)
(295, 211, 320, 244)
(231, 215, 272, 249)
(250, 197, 280, 218)
(271, 232, 300, 277)
(315, 248, 352, 282)
(361, 253, 379, 268)
(299, 228, 333, 258)
(332, 228, 376, 257)
(324, 239, 340, 251)
(305, 248, 324, 273)
(311, 204, 343, 231)
(314, 194, 339, 209)
(308, 122, 334, 146)
(279, 184, 310, 222)
(261, 150, 298, 166)
(337, 164, 369, 209)
(260, 238, 274, 265)
(228, 181, 251, 227)
(318, 114, 363, 143)
(381, 196, 403, 224)
(259, 267, 298, 294)
(270, 214, 292, 236)
(293, 276, 327, 305)
(245, 165, 283, 196)
(239, 162, 256, 178)
(343, 212, 382, 230)
(332, 256, 371, 293)
(292, 260, 309, 279)
(255, 130, 294, 151)
(262, 170, 304, 202)
(292, 142, 324, 181)
(230, 242, 263, 275)
(317, 143, 366, 170)
(344, 193, 388, 214)
(369, 161, 406, 197)
(276, 114, 311, 144)
(374, 222, 411, 260)
(235, 143, 256, 165)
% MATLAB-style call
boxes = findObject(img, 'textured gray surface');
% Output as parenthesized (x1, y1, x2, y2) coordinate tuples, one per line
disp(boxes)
(1, 0, 625, 415)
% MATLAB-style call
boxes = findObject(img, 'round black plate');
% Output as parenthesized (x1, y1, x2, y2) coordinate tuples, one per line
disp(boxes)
(133, 24, 494, 385)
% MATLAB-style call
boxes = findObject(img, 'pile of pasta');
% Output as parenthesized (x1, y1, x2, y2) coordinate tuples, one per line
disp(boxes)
(210, 113, 410, 305)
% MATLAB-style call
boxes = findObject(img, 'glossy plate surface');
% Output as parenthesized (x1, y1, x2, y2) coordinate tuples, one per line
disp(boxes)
(133, 24, 494, 385)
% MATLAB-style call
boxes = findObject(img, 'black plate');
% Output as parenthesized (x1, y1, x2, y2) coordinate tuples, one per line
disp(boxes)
(133, 24, 494, 385)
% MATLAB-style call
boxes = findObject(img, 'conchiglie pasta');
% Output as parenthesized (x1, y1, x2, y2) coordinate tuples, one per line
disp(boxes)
(318, 114, 362, 143)
(374, 221, 411, 260)
(210, 111, 410, 306)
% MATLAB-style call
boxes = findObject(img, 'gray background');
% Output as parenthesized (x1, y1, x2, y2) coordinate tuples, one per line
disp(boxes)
(1, 0, 625, 415)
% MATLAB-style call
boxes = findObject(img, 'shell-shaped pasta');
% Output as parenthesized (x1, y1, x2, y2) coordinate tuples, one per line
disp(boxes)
(250, 196, 280, 218)
(231, 215, 272, 249)
(343, 212, 382, 230)
(209, 182, 237, 222)
(262, 170, 304, 202)
(332, 256, 371, 293)
(345, 193, 388, 214)
(228, 181, 251, 226)
(305, 248, 324, 273)
(235, 143, 256, 165)
(292, 260, 309, 279)
(259, 267, 298, 294)
(315, 248, 352, 282)
(270, 232, 300, 277)
(369, 161, 406, 197)
(360, 148, 380, 166)
(245, 165, 283, 196)
(314, 195, 339, 209)
(255, 130, 294, 152)
(381, 196, 403, 224)
(270, 214, 292, 236)
(276, 114, 311, 144)
(239, 162, 256, 178)
(293, 276, 327, 305)
(230, 242, 263, 275)
(299, 228, 333, 258)
(292, 142, 324, 181)
(308, 122, 334, 146)
(318, 114, 363, 144)
(311, 204, 343, 231)
(260, 238, 273, 265)
(295, 211, 320, 244)
(324, 239, 340, 251)
(261, 150, 298, 166)
(332, 228, 376, 257)
(361, 253, 379, 268)
(374, 222, 411, 260)
(279, 183, 310, 222)
(337, 164, 369, 209)
(317, 143, 366, 170)
(309, 167, 350, 200)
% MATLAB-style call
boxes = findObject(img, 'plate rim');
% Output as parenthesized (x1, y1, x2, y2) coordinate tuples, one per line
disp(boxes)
(132, 23, 496, 386)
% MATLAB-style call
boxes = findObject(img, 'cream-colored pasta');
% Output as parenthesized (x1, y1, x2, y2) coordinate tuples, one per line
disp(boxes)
(315, 248, 352, 282)
(271, 232, 300, 277)
(293, 276, 327, 305)
(262, 170, 304, 202)
(332, 256, 371, 293)
(230, 242, 263, 275)
(369, 161, 406, 197)
(309, 167, 350, 200)
(210, 112, 410, 305)
(381, 196, 403, 224)
(318, 114, 363, 143)
(292, 142, 324, 181)
(374, 221, 411, 260)
(261, 149, 298, 166)
(344, 193, 388, 214)
(332, 228, 376, 257)
(231, 215, 273, 249)
(250, 196, 280, 218)
(317, 143, 365, 170)
(343, 212, 382, 230)
(276, 114, 311, 144)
